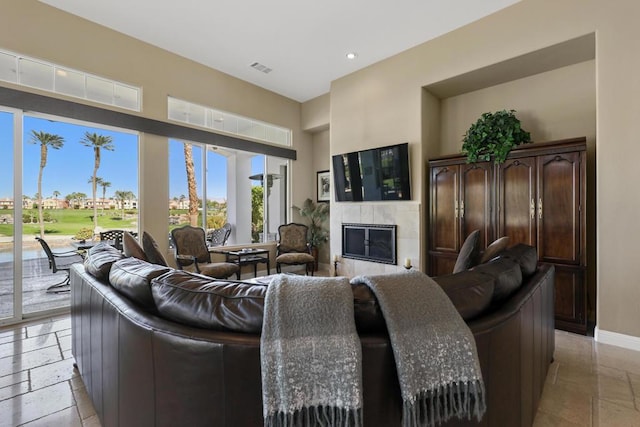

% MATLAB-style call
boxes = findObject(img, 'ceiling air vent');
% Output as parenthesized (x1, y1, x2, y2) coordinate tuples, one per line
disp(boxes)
(250, 62, 272, 74)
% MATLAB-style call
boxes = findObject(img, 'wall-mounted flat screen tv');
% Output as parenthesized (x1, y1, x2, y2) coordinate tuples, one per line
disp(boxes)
(332, 142, 411, 202)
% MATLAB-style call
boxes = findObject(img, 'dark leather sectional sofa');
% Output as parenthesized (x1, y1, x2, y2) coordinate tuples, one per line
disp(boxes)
(70, 243, 554, 427)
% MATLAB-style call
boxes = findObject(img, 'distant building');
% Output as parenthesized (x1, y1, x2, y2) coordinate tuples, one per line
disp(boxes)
(0, 198, 13, 209)
(169, 199, 190, 210)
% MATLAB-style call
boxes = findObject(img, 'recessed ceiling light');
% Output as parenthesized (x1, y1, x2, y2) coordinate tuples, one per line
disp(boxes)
(346, 52, 358, 60)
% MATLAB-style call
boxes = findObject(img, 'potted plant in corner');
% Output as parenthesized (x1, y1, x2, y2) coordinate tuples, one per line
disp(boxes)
(294, 198, 330, 271)
(462, 109, 532, 164)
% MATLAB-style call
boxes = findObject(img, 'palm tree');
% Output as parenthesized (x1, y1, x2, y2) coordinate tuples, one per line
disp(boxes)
(80, 132, 114, 233)
(183, 143, 199, 226)
(114, 190, 131, 219)
(99, 179, 111, 214)
(125, 191, 136, 213)
(52, 190, 60, 209)
(28, 131, 65, 238)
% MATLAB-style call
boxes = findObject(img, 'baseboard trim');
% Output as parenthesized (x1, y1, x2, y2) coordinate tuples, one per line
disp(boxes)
(594, 327, 640, 352)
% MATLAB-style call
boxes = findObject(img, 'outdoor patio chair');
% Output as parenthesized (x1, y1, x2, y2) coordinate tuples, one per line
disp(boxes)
(36, 237, 84, 293)
(275, 223, 315, 275)
(171, 225, 239, 279)
(206, 222, 232, 247)
(100, 230, 138, 252)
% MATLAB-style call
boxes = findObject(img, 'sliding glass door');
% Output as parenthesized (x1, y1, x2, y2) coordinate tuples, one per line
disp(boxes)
(0, 108, 139, 324)
(0, 108, 16, 322)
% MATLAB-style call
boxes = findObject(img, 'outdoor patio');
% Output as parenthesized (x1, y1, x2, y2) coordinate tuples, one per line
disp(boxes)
(0, 246, 77, 319)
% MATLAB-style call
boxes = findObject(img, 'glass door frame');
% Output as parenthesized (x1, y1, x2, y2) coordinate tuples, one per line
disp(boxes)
(0, 106, 23, 326)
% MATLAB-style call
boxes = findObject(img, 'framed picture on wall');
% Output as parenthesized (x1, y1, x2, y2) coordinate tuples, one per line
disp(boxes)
(317, 170, 330, 202)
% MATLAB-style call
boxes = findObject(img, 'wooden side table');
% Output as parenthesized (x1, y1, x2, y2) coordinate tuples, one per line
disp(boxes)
(212, 248, 270, 279)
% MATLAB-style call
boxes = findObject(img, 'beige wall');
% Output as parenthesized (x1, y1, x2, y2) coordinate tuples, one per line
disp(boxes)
(301, 93, 330, 132)
(1, 0, 312, 258)
(438, 60, 596, 155)
(330, 0, 640, 341)
(311, 129, 331, 266)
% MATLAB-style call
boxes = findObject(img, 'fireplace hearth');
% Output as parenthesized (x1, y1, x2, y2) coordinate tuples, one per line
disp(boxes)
(342, 223, 397, 265)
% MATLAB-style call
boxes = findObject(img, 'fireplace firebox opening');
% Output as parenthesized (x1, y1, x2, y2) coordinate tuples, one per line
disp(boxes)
(342, 223, 397, 265)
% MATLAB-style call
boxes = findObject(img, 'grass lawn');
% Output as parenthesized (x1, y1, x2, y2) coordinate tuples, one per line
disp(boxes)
(0, 208, 138, 237)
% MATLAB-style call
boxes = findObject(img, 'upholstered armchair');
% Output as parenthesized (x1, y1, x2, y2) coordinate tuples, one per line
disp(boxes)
(275, 223, 315, 275)
(170, 225, 239, 279)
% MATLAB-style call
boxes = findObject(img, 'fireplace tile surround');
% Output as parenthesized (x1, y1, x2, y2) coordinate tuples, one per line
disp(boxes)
(330, 201, 421, 277)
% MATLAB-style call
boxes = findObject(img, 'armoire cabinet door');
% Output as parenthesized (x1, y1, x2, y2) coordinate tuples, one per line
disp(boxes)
(428, 253, 457, 277)
(553, 265, 586, 334)
(460, 162, 493, 250)
(497, 157, 537, 246)
(430, 165, 459, 253)
(537, 152, 583, 265)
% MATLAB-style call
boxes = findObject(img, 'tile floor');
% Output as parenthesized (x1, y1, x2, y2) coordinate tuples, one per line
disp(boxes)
(0, 316, 639, 426)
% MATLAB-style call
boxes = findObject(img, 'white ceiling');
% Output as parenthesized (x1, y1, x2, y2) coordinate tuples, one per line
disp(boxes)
(39, 0, 520, 102)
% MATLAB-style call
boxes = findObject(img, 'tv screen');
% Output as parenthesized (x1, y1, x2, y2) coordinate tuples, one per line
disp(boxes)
(333, 143, 411, 202)
(332, 152, 362, 201)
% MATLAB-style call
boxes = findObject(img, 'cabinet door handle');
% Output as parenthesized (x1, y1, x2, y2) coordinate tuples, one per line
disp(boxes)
(530, 199, 535, 219)
(538, 197, 543, 220)
(454, 200, 459, 219)
(460, 200, 465, 219)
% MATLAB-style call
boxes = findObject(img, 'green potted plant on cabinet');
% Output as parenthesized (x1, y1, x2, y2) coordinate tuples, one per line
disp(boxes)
(462, 109, 532, 164)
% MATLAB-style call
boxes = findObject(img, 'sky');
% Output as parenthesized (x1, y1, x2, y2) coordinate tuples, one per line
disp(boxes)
(0, 111, 265, 201)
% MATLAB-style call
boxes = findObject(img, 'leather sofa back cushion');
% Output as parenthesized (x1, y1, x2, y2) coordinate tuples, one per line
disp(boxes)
(109, 258, 171, 310)
(434, 270, 495, 320)
(151, 270, 266, 333)
(351, 283, 388, 333)
(351, 268, 495, 331)
(500, 243, 538, 277)
(84, 243, 125, 280)
(473, 257, 523, 303)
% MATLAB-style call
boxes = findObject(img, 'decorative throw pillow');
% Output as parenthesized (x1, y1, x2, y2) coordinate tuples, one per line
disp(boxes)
(109, 257, 171, 311)
(452, 229, 480, 273)
(151, 270, 266, 333)
(123, 231, 147, 261)
(479, 236, 510, 264)
(142, 231, 168, 267)
(83, 242, 125, 280)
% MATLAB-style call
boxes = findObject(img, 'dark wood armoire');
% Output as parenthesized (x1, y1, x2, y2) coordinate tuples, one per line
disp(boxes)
(428, 137, 588, 334)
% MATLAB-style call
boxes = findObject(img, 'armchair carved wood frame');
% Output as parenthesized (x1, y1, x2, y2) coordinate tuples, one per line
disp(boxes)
(170, 225, 239, 279)
(275, 223, 315, 276)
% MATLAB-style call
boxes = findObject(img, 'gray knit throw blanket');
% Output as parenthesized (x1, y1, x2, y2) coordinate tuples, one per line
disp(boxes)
(261, 274, 363, 427)
(351, 270, 486, 427)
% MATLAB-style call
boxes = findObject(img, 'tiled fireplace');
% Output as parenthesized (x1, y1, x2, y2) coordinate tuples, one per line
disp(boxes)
(330, 201, 421, 277)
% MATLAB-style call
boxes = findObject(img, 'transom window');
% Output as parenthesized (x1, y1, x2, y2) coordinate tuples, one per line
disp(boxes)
(168, 97, 291, 147)
(0, 48, 140, 111)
